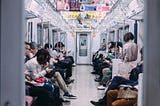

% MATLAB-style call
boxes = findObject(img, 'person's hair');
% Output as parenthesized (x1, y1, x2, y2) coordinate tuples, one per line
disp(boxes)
(140, 47, 143, 60)
(123, 32, 134, 42)
(30, 42, 38, 49)
(25, 42, 30, 46)
(36, 49, 50, 65)
(98, 54, 103, 59)
(44, 43, 52, 49)
(116, 42, 123, 48)
(54, 42, 64, 48)
(108, 41, 116, 49)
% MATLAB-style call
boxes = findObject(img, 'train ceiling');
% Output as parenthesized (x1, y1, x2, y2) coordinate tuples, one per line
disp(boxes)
(25, 0, 144, 32)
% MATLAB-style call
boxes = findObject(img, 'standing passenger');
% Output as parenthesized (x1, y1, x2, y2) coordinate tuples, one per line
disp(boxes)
(119, 32, 138, 62)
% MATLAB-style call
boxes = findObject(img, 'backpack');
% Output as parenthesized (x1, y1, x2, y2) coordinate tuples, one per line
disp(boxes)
(129, 64, 143, 81)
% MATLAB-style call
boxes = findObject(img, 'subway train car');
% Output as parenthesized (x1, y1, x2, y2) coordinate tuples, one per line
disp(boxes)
(1, 0, 160, 106)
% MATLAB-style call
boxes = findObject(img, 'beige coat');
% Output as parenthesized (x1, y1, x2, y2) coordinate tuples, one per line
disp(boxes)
(119, 41, 138, 62)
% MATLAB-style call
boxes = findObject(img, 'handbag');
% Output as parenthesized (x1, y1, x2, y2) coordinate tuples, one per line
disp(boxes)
(117, 85, 138, 99)
(34, 77, 46, 83)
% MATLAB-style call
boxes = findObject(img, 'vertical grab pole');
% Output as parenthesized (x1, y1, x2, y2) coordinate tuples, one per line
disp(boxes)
(48, 21, 50, 48)
(121, 20, 125, 59)
(134, 20, 138, 44)
(31, 22, 33, 42)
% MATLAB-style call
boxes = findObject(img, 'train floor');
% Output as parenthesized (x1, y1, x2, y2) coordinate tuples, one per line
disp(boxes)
(63, 65, 105, 106)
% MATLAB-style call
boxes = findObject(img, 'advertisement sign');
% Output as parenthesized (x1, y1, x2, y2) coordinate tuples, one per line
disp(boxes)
(61, 11, 106, 19)
(70, 0, 81, 11)
(82, 5, 96, 11)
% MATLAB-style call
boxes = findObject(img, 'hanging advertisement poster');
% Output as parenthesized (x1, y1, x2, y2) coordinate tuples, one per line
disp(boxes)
(70, 0, 81, 11)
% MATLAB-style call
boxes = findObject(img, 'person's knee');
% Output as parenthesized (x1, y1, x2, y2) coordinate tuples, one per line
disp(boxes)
(102, 68, 109, 74)
(112, 99, 136, 106)
(54, 72, 60, 77)
(107, 90, 118, 98)
(113, 76, 122, 81)
(112, 99, 125, 106)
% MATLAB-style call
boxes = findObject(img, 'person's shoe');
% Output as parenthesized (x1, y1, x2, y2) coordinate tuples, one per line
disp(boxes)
(90, 100, 106, 106)
(94, 78, 101, 82)
(65, 79, 74, 84)
(63, 93, 77, 99)
(91, 71, 97, 74)
(97, 85, 106, 90)
(72, 63, 76, 67)
(60, 98, 70, 103)
(62, 99, 70, 103)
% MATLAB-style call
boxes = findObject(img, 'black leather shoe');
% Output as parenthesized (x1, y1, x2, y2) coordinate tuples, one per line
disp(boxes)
(91, 71, 97, 74)
(94, 78, 101, 82)
(60, 98, 70, 103)
(90, 100, 105, 106)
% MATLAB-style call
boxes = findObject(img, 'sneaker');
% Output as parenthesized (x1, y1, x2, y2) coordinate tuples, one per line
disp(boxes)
(72, 63, 76, 67)
(59, 98, 70, 103)
(65, 79, 74, 85)
(97, 85, 106, 90)
(94, 78, 101, 82)
(90, 100, 106, 106)
(91, 71, 97, 74)
(63, 93, 77, 99)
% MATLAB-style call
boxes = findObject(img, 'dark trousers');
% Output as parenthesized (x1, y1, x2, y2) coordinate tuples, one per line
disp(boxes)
(101, 76, 138, 104)
(27, 84, 61, 106)
(29, 86, 53, 106)
(107, 76, 138, 91)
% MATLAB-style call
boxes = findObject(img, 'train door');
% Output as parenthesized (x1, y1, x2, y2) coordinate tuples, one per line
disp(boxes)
(76, 32, 91, 64)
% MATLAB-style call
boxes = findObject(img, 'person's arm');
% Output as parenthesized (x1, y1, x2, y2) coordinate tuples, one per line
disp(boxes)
(25, 62, 47, 80)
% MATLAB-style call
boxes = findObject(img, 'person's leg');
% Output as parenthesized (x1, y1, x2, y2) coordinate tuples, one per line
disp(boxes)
(65, 64, 72, 79)
(101, 68, 112, 85)
(112, 99, 137, 106)
(107, 90, 118, 106)
(29, 86, 52, 106)
(54, 72, 68, 93)
(107, 76, 135, 91)
(54, 72, 77, 99)
(94, 76, 135, 104)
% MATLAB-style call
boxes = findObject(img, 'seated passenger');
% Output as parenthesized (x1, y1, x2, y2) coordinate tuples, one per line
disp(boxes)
(30, 41, 38, 57)
(25, 42, 34, 62)
(90, 47, 143, 106)
(25, 49, 77, 99)
(51, 42, 74, 84)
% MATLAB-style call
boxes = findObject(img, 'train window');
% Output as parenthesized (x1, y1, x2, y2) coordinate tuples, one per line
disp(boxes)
(52, 30, 57, 48)
(118, 28, 123, 42)
(125, 25, 129, 32)
(37, 24, 43, 46)
(52, 30, 61, 47)
(26, 22, 33, 42)
(60, 32, 67, 48)
(79, 34, 88, 56)
(109, 31, 115, 42)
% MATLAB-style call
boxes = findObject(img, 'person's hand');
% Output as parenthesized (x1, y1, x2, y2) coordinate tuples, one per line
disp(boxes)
(52, 59, 58, 64)
(130, 63, 136, 69)
(24, 71, 30, 76)
(43, 62, 49, 69)
(68, 50, 71, 54)
(118, 46, 122, 53)
(59, 57, 65, 61)
(45, 67, 52, 73)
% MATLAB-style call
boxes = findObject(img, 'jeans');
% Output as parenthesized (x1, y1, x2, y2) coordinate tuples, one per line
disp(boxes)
(107, 76, 138, 91)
